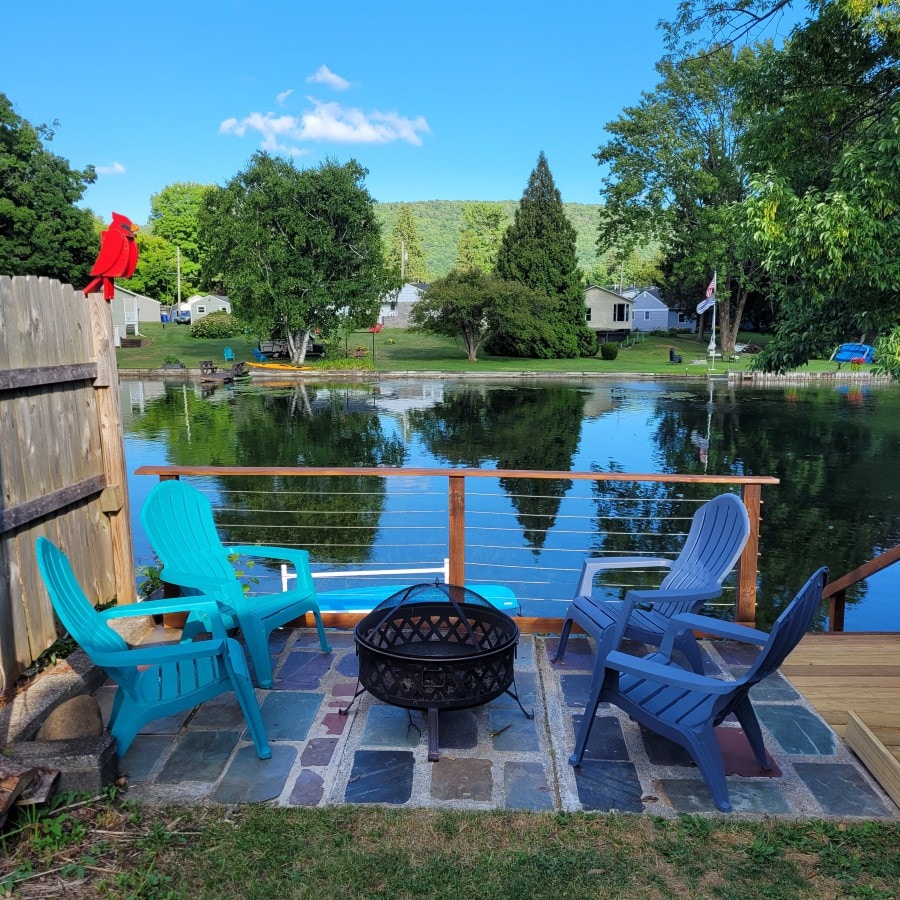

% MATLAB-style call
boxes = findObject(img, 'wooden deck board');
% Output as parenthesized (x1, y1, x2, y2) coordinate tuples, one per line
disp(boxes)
(783, 633, 900, 796)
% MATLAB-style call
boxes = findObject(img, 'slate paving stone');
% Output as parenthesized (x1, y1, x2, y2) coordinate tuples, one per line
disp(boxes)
(322, 712, 350, 735)
(362, 705, 424, 748)
(560, 673, 595, 708)
(794, 763, 893, 817)
(573, 759, 644, 812)
(639, 724, 694, 766)
(336, 654, 360, 677)
(515, 635, 535, 665)
(191, 693, 253, 729)
(248, 691, 323, 742)
(660, 778, 792, 814)
(431, 758, 493, 802)
(138, 709, 191, 735)
(756, 704, 835, 755)
(301, 738, 338, 767)
(288, 769, 324, 806)
(156, 730, 240, 783)
(119, 735, 172, 783)
(714, 640, 761, 666)
(437, 709, 479, 749)
(546, 637, 594, 671)
(273, 651, 333, 690)
(213, 744, 297, 803)
(332, 682, 359, 698)
(747, 672, 800, 701)
(487, 671, 538, 710)
(489, 708, 539, 751)
(504, 761, 555, 811)
(573, 714, 629, 761)
(344, 750, 415, 804)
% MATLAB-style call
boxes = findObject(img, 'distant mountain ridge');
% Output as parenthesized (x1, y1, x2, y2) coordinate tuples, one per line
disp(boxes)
(374, 200, 603, 280)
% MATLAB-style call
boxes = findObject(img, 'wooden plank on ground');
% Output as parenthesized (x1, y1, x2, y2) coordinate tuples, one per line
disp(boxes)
(845, 710, 900, 808)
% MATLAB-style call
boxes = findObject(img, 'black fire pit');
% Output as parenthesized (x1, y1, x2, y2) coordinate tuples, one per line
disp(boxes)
(342, 583, 533, 760)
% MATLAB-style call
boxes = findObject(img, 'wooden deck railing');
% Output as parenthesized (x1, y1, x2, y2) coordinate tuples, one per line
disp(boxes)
(823, 544, 900, 631)
(136, 466, 779, 626)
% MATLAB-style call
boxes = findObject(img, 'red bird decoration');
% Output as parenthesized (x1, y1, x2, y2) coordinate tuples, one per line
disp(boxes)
(83, 212, 139, 300)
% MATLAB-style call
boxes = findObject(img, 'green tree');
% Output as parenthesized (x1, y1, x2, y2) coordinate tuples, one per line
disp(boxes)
(495, 152, 593, 357)
(409, 269, 550, 362)
(385, 203, 428, 285)
(127, 231, 178, 302)
(595, 49, 762, 354)
(145, 182, 213, 298)
(455, 202, 506, 273)
(0, 93, 98, 286)
(200, 153, 385, 365)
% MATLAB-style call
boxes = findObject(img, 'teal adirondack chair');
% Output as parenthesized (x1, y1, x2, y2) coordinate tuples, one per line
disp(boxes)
(223, 346, 235, 362)
(555, 493, 750, 674)
(570, 567, 828, 811)
(35, 538, 271, 759)
(141, 480, 331, 688)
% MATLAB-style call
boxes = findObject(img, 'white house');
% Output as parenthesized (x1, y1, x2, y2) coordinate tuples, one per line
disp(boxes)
(379, 282, 429, 328)
(631, 288, 696, 333)
(110, 285, 161, 343)
(584, 284, 633, 341)
(175, 294, 231, 323)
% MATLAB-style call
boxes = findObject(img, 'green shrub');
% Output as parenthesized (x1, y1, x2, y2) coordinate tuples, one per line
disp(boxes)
(191, 311, 238, 339)
(600, 342, 619, 360)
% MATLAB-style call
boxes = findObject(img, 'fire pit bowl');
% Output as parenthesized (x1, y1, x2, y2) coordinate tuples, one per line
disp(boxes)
(349, 583, 531, 760)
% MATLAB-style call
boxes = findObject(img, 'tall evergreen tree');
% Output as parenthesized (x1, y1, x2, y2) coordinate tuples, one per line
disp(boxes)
(495, 152, 594, 357)
(455, 201, 506, 273)
(385, 203, 428, 284)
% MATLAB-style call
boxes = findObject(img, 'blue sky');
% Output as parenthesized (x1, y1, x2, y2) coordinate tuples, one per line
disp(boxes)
(1, 1, 797, 226)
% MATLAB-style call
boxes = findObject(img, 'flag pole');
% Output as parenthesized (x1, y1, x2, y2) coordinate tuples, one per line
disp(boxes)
(707, 269, 717, 358)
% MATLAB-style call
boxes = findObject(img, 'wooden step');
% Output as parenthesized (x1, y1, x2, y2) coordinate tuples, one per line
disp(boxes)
(844, 709, 900, 808)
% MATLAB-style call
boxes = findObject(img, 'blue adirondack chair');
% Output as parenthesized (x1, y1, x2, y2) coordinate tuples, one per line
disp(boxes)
(35, 538, 271, 759)
(141, 480, 331, 688)
(224, 346, 235, 362)
(555, 493, 750, 674)
(252, 348, 267, 363)
(569, 566, 828, 812)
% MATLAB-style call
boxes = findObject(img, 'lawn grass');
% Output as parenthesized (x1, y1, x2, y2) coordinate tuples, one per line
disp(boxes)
(2, 795, 898, 898)
(117, 323, 840, 376)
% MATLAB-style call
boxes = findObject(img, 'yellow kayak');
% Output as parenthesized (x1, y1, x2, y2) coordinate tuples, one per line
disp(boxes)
(247, 361, 313, 371)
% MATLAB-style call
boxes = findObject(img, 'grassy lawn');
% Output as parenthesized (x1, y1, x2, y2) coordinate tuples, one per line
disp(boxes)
(2, 796, 898, 898)
(117, 324, 841, 376)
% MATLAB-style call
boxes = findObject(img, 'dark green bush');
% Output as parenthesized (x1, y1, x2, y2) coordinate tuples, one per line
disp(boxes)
(191, 311, 238, 339)
(599, 342, 619, 360)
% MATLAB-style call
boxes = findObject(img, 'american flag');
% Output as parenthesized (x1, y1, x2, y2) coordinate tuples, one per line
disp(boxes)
(705, 273, 717, 298)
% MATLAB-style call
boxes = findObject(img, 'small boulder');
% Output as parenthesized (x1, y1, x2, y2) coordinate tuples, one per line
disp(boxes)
(36, 696, 104, 742)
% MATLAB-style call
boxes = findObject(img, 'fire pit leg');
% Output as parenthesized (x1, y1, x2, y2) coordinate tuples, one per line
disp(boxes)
(339, 679, 367, 716)
(427, 707, 441, 761)
(505, 680, 535, 720)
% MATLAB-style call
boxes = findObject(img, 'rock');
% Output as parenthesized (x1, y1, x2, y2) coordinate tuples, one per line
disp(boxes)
(36, 695, 104, 741)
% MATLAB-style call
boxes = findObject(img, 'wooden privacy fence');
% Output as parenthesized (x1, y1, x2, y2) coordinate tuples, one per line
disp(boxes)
(0, 276, 135, 695)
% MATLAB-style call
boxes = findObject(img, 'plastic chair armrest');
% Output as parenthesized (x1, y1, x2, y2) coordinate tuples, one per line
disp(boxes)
(92, 636, 229, 668)
(100, 598, 229, 639)
(624, 586, 722, 608)
(665, 613, 770, 646)
(576, 557, 673, 596)
(605, 650, 735, 694)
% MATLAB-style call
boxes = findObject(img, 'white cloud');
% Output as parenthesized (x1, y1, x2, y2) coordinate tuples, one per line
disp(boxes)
(96, 161, 126, 176)
(219, 99, 430, 152)
(276, 88, 294, 106)
(305, 65, 351, 91)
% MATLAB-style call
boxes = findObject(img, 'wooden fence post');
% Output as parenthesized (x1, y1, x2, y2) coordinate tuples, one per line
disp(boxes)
(87, 293, 136, 605)
(448, 475, 466, 585)
(737, 484, 761, 627)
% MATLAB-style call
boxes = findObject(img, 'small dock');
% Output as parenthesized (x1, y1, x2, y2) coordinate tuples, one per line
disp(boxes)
(784, 632, 900, 805)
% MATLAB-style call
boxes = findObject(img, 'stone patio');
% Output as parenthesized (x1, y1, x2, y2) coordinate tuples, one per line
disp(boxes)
(100, 626, 899, 819)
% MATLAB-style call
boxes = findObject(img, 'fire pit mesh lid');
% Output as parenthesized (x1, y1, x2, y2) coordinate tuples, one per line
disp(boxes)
(360, 583, 505, 654)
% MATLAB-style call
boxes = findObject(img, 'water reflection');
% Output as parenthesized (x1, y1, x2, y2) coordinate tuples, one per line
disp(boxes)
(123, 377, 900, 630)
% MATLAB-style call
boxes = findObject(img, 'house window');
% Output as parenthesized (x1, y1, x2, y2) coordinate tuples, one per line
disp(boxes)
(643, 311, 651, 321)
(613, 303, 628, 323)
(677, 313, 688, 324)
(585, 308, 592, 322)
(196, 306, 206, 315)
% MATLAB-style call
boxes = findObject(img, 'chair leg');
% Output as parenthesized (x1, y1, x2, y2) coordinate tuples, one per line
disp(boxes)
(229, 668, 272, 760)
(109, 707, 143, 759)
(568, 671, 606, 766)
(684, 727, 732, 812)
(673, 632, 705, 674)
(241, 619, 275, 689)
(311, 608, 332, 654)
(554, 615, 574, 662)
(732, 695, 772, 770)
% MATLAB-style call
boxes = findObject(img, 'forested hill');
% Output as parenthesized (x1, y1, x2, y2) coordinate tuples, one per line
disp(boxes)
(374, 201, 603, 280)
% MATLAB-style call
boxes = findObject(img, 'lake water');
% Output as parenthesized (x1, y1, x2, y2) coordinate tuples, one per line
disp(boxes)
(121, 376, 900, 631)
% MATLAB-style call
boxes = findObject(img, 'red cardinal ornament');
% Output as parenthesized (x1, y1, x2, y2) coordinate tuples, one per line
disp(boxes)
(83, 212, 139, 300)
